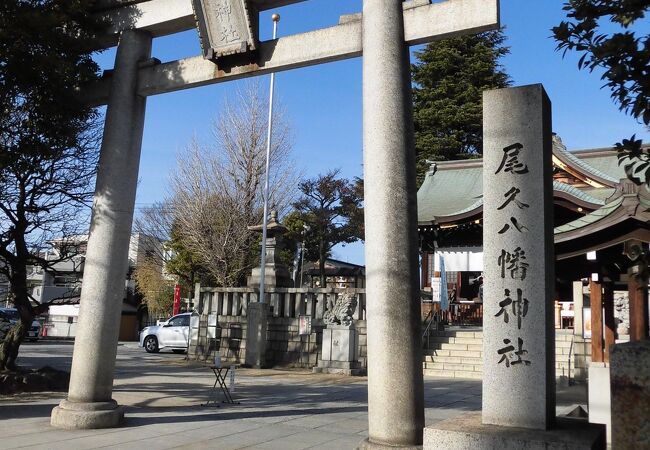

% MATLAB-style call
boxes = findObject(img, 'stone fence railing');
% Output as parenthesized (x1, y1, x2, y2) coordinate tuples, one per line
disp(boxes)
(190, 286, 367, 368)
(195, 286, 367, 320)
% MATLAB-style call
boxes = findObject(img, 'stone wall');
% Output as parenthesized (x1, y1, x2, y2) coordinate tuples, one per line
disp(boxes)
(555, 329, 591, 384)
(192, 314, 368, 369)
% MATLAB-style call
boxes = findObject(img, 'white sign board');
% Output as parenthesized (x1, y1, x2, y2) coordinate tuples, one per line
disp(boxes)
(299, 315, 312, 335)
(430, 277, 441, 303)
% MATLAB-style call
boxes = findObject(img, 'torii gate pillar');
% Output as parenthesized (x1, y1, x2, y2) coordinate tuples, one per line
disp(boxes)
(360, 0, 424, 448)
(51, 29, 152, 429)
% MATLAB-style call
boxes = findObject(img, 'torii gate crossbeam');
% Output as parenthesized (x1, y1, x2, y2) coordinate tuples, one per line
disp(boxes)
(86, 0, 498, 105)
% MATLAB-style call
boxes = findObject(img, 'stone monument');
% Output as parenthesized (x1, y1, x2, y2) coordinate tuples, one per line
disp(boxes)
(481, 84, 556, 430)
(423, 85, 605, 448)
(314, 292, 363, 375)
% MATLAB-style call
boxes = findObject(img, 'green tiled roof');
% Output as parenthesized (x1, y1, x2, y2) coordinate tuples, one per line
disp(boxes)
(579, 187, 616, 202)
(553, 181, 605, 206)
(554, 143, 619, 185)
(577, 154, 626, 180)
(417, 141, 631, 223)
(554, 196, 623, 234)
(417, 165, 482, 222)
(418, 168, 606, 222)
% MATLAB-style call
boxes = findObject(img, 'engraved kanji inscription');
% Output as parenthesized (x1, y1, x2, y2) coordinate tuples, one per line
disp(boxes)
(498, 247, 529, 280)
(495, 143, 529, 175)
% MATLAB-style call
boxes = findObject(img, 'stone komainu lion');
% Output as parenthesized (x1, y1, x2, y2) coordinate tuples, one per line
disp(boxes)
(323, 292, 358, 326)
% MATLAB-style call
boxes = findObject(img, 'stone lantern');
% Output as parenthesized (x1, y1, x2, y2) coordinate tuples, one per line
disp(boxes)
(247, 210, 293, 288)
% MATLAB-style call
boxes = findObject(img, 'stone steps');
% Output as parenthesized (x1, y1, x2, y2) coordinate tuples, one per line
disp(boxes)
(423, 368, 483, 380)
(423, 328, 586, 381)
(423, 330, 485, 379)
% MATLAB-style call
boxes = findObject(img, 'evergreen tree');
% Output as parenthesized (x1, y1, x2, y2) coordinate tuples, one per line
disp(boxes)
(412, 30, 511, 185)
(291, 170, 363, 287)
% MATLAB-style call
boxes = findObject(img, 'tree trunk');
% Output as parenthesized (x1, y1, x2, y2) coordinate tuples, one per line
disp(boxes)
(0, 321, 26, 371)
(1, 258, 35, 371)
(319, 240, 326, 288)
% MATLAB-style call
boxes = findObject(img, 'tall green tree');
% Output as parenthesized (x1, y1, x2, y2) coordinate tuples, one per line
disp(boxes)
(412, 30, 511, 185)
(0, 1, 107, 370)
(291, 170, 363, 287)
(553, 0, 650, 184)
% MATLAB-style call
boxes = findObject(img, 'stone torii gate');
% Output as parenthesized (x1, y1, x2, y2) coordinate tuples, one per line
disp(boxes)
(51, 0, 498, 447)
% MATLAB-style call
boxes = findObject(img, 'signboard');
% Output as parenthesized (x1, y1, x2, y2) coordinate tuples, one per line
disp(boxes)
(192, 0, 258, 60)
(173, 284, 181, 316)
(429, 277, 441, 304)
(299, 315, 312, 335)
(207, 313, 218, 339)
(190, 314, 200, 342)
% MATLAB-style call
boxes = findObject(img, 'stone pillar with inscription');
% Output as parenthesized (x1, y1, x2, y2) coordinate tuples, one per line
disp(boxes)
(424, 85, 605, 449)
(482, 83, 555, 430)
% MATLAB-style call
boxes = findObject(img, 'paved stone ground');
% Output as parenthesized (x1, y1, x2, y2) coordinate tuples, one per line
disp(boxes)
(0, 341, 587, 449)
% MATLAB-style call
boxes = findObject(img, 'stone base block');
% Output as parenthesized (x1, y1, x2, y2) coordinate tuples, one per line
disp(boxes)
(424, 412, 605, 450)
(314, 358, 365, 376)
(588, 362, 611, 443)
(51, 399, 124, 429)
(357, 437, 421, 450)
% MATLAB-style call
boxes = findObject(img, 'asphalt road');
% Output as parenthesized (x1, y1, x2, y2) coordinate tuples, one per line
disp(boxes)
(16, 339, 188, 374)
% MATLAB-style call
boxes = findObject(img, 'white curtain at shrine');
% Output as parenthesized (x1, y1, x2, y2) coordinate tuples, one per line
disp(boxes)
(434, 247, 483, 272)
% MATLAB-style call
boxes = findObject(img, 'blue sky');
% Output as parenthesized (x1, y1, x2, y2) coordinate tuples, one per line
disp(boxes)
(95, 0, 649, 265)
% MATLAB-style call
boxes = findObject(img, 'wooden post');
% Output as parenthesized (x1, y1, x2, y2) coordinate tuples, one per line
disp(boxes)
(590, 279, 604, 363)
(603, 282, 616, 363)
(628, 266, 649, 342)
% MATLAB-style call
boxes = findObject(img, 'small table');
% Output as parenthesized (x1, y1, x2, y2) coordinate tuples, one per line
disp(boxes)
(204, 365, 240, 406)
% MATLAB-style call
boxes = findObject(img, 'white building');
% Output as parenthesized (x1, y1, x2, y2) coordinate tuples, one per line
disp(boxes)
(28, 233, 163, 340)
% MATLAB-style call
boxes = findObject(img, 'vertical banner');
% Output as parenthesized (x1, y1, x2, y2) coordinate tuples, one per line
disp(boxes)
(440, 255, 449, 312)
(173, 284, 181, 316)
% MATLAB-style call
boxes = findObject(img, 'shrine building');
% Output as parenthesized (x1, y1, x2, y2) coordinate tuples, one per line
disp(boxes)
(418, 135, 650, 343)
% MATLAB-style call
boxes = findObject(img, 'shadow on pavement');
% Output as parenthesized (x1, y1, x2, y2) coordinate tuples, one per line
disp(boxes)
(123, 405, 367, 427)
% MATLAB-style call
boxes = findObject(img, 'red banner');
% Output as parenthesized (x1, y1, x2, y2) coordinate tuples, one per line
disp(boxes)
(173, 284, 181, 316)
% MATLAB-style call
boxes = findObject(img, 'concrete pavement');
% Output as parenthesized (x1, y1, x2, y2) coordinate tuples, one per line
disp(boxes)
(0, 341, 585, 449)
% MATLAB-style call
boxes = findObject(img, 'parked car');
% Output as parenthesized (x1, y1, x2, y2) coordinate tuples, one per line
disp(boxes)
(139, 313, 191, 353)
(0, 307, 42, 342)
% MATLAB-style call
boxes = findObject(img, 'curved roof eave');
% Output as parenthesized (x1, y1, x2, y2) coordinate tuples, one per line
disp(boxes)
(552, 181, 605, 209)
(552, 140, 619, 188)
(420, 183, 605, 225)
